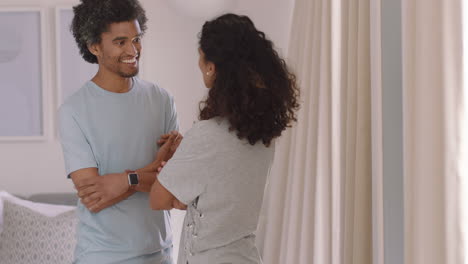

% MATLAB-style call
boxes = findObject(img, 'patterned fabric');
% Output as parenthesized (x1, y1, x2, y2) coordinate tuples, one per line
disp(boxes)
(0, 200, 77, 264)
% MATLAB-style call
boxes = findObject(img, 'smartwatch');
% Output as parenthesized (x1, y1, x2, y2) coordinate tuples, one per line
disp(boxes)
(128, 172, 139, 186)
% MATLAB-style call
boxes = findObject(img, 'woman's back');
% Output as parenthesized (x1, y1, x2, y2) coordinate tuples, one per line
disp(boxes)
(158, 118, 275, 263)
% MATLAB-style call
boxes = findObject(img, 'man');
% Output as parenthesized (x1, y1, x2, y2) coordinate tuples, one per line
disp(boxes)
(58, 0, 179, 263)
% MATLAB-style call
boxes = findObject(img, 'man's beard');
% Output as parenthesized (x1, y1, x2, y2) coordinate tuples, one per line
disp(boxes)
(118, 67, 139, 78)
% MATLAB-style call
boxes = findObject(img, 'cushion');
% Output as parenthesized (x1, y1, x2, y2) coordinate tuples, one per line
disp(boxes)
(28, 193, 78, 206)
(0, 191, 75, 235)
(0, 194, 77, 264)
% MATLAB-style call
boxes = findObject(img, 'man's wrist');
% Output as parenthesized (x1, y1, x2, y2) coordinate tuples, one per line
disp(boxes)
(127, 172, 139, 189)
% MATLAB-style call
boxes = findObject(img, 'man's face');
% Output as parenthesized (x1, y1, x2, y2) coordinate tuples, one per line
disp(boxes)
(90, 20, 142, 78)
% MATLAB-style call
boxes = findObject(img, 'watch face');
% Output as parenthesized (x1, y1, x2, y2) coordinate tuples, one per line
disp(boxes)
(129, 173, 139, 185)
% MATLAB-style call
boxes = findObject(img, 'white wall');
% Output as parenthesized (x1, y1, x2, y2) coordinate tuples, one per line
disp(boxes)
(140, 0, 295, 133)
(0, 0, 295, 260)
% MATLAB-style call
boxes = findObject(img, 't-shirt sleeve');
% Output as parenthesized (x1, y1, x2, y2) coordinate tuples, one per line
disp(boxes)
(165, 94, 179, 133)
(158, 121, 216, 205)
(58, 105, 98, 178)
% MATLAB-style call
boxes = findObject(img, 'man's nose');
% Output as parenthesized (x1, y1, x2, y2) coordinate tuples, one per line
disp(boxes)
(126, 43, 138, 56)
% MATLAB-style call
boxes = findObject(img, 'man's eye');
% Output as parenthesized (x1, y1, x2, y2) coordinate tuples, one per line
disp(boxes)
(133, 37, 141, 43)
(117, 41, 125, 46)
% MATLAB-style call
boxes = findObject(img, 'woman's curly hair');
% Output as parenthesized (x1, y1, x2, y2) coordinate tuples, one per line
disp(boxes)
(71, 0, 147, 64)
(199, 14, 300, 147)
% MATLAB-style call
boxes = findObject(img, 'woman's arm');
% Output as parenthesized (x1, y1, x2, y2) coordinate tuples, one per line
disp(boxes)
(147, 132, 187, 210)
(149, 174, 187, 210)
(133, 131, 183, 192)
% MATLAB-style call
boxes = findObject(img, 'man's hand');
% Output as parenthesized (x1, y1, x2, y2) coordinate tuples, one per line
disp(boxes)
(75, 172, 129, 212)
(82, 190, 136, 213)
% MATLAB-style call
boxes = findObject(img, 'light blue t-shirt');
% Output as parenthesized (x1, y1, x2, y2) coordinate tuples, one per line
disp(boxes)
(58, 78, 178, 263)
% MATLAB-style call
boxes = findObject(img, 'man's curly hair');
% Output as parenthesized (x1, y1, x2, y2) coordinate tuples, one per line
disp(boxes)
(199, 14, 300, 147)
(71, 0, 148, 64)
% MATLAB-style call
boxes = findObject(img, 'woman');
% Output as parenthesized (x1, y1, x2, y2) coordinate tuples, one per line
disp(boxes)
(150, 13, 300, 264)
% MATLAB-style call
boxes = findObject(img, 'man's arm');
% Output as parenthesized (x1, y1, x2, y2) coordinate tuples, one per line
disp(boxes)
(129, 171, 158, 193)
(75, 132, 183, 211)
(86, 189, 135, 213)
(71, 168, 132, 213)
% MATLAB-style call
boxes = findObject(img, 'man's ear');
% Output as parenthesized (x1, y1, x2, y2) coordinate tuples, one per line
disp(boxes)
(87, 43, 100, 57)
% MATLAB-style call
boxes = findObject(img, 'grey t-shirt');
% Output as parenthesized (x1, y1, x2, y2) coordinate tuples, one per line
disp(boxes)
(59, 78, 178, 263)
(158, 118, 275, 264)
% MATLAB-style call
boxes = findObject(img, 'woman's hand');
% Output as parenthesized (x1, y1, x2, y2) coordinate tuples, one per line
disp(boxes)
(157, 131, 183, 147)
(156, 131, 183, 162)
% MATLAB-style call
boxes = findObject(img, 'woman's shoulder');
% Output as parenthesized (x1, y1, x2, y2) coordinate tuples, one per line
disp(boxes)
(182, 118, 230, 146)
(191, 117, 228, 132)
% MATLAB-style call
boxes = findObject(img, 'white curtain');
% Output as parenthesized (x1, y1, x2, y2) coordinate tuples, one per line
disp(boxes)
(370, 0, 384, 263)
(256, 0, 376, 263)
(402, 0, 464, 263)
